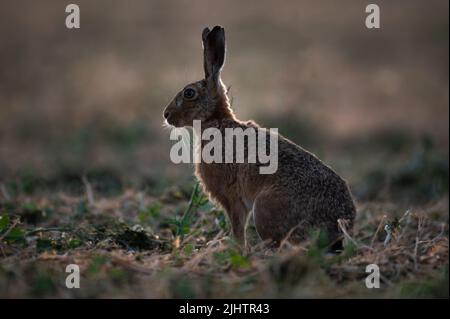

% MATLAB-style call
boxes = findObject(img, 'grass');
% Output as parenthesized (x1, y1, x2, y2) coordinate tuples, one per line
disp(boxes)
(0, 169, 448, 298)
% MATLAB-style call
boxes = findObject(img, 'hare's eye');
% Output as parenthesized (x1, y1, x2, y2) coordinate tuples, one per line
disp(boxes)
(183, 88, 197, 100)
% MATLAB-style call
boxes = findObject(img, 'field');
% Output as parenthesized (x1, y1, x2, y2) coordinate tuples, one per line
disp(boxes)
(0, 0, 448, 298)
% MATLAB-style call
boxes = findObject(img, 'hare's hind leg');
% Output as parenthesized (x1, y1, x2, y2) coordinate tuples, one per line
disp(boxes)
(252, 192, 307, 245)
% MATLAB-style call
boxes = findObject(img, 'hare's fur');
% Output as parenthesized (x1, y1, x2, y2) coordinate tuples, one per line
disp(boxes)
(163, 26, 356, 248)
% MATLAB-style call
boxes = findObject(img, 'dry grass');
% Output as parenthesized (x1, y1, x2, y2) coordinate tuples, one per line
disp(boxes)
(0, 179, 448, 298)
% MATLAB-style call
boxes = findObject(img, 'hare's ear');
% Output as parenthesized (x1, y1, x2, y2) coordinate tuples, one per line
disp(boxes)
(202, 26, 226, 83)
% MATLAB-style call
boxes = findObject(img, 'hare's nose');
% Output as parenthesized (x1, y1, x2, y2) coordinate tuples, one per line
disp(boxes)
(163, 110, 170, 119)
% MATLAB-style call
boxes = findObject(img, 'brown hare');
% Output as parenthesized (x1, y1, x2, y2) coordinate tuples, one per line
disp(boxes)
(163, 26, 356, 251)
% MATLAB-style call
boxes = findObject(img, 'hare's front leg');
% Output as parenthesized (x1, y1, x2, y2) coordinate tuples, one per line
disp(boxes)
(225, 200, 250, 245)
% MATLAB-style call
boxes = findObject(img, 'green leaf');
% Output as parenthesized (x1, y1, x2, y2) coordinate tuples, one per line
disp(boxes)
(4, 227, 26, 244)
(68, 238, 83, 249)
(183, 243, 194, 256)
(23, 202, 38, 211)
(230, 252, 251, 269)
(0, 215, 10, 232)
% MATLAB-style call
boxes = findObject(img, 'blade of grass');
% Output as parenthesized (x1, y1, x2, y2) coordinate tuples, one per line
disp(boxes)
(177, 183, 200, 237)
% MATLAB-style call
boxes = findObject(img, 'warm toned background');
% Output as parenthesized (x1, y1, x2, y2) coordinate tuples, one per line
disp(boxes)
(0, 0, 448, 299)
(0, 0, 448, 193)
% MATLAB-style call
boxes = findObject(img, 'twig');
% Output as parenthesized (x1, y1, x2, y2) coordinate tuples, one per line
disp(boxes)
(278, 221, 306, 253)
(371, 215, 386, 248)
(0, 183, 11, 201)
(25, 227, 71, 237)
(413, 217, 424, 271)
(338, 219, 357, 246)
(0, 219, 20, 242)
(185, 231, 226, 270)
(243, 209, 254, 252)
(430, 223, 446, 243)
(82, 175, 95, 206)
(0, 218, 20, 259)
(338, 219, 373, 251)
(398, 209, 411, 223)
(205, 230, 226, 247)
(380, 273, 394, 287)
(396, 210, 412, 244)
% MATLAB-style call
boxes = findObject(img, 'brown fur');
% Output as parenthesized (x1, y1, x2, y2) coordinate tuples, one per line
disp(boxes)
(163, 26, 356, 249)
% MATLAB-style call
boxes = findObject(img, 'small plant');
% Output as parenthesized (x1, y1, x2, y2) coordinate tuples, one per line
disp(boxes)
(0, 215, 26, 245)
(168, 183, 211, 238)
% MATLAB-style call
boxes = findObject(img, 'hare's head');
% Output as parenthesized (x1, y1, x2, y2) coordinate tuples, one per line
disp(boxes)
(163, 26, 233, 127)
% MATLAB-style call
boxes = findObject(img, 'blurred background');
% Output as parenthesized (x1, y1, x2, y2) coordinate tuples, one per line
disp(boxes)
(0, 0, 448, 205)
